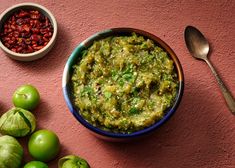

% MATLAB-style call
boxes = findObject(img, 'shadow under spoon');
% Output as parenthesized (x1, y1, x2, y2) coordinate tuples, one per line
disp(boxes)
(184, 25, 235, 115)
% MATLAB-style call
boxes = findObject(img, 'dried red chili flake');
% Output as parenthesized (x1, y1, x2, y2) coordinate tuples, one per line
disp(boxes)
(0, 9, 53, 54)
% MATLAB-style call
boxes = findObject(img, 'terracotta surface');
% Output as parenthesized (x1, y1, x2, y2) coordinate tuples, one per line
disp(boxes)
(0, 0, 235, 167)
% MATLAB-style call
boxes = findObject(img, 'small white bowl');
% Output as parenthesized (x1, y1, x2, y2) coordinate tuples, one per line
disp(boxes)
(0, 3, 57, 61)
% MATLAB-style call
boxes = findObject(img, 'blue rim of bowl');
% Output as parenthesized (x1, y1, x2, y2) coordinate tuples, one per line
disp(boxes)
(62, 28, 184, 139)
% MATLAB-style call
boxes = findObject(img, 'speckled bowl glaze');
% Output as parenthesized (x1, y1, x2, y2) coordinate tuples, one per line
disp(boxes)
(62, 28, 184, 141)
(0, 2, 57, 61)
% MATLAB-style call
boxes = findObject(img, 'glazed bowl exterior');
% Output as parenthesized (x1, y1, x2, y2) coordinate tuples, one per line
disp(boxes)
(62, 28, 184, 141)
(0, 2, 57, 61)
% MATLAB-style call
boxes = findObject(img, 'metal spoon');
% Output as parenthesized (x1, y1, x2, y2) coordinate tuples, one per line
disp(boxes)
(184, 25, 235, 114)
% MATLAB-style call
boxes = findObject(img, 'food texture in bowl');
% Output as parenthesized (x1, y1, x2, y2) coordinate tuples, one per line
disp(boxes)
(71, 33, 179, 133)
(0, 9, 53, 54)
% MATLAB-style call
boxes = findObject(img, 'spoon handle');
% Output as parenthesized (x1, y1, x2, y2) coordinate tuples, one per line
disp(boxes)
(205, 59, 235, 114)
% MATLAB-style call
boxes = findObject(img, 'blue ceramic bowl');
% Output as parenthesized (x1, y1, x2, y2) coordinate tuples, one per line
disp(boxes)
(62, 28, 184, 141)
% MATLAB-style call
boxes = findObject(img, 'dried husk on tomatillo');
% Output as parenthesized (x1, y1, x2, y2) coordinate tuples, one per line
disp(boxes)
(0, 135, 23, 168)
(58, 155, 90, 168)
(0, 107, 36, 137)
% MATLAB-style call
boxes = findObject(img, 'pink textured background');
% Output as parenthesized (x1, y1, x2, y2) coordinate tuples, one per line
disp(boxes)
(0, 0, 235, 167)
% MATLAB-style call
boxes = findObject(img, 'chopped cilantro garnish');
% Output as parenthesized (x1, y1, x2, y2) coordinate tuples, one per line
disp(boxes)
(118, 78, 125, 87)
(80, 86, 94, 97)
(104, 91, 112, 99)
(129, 107, 139, 115)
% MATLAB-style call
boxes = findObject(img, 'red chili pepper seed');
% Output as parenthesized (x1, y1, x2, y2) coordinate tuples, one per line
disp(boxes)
(0, 9, 53, 53)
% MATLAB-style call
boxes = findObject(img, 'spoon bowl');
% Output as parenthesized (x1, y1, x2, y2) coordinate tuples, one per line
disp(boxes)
(184, 26, 209, 60)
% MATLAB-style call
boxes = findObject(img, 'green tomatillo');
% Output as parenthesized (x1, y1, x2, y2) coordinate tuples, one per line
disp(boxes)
(0, 135, 23, 168)
(24, 161, 48, 168)
(28, 129, 60, 162)
(12, 84, 40, 110)
(0, 107, 36, 137)
(58, 155, 90, 168)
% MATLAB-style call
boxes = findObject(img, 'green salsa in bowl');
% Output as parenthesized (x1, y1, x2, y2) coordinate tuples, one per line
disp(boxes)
(63, 28, 184, 140)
